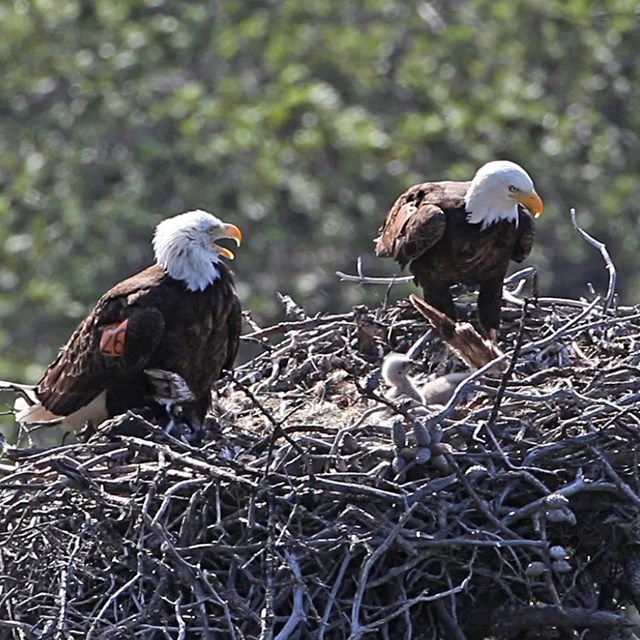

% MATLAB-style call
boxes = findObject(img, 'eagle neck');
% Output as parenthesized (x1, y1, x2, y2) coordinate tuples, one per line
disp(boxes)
(464, 183, 519, 230)
(157, 249, 222, 291)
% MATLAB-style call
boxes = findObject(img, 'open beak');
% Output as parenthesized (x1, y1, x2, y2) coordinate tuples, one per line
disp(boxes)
(223, 223, 243, 246)
(216, 223, 243, 260)
(514, 190, 544, 218)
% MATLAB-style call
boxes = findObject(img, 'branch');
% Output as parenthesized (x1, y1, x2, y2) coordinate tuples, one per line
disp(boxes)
(0, 379, 37, 406)
(335, 271, 413, 285)
(570, 207, 617, 310)
(336, 257, 413, 285)
(491, 605, 632, 636)
(486, 299, 529, 428)
(241, 312, 354, 340)
(350, 505, 418, 639)
(504, 266, 537, 286)
(273, 553, 305, 640)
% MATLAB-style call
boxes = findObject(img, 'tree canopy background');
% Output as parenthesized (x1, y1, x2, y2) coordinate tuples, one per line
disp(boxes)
(1, 0, 639, 385)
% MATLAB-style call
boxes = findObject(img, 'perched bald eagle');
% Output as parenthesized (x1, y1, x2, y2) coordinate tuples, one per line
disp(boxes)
(375, 161, 543, 339)
(17, 210, 243, 432)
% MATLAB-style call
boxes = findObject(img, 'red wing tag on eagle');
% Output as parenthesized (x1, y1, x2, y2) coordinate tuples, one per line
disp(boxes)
(99, 319, 128, 357)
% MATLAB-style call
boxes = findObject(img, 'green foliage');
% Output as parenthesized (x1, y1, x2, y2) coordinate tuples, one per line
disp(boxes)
(1, 0, 639, 385)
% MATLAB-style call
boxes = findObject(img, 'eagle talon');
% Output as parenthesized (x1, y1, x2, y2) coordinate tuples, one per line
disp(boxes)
(145, 369, 197, 404)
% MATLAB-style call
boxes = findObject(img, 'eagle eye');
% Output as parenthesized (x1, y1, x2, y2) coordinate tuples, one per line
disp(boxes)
(508, 185, 519, 193)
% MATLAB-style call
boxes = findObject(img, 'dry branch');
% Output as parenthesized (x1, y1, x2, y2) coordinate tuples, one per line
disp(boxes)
(570, 207, 617, 310)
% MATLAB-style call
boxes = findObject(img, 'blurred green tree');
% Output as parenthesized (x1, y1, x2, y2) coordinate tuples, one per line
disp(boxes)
(0, 0, 639, 389)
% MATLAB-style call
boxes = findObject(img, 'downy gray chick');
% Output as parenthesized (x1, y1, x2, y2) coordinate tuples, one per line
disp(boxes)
(381, 353, 469, 406)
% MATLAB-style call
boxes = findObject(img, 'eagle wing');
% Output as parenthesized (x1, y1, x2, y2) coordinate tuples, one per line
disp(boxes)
(375, 183, 448, 268)
(511, 209, 536, 263)
(222, 294, 242, 373)
(36, 274, 166, 416)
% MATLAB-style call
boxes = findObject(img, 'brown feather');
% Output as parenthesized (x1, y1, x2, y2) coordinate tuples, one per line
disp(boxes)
(409, 294, 503, 370)
(35, 263, 241, 424)
(376, 180, 535, 334)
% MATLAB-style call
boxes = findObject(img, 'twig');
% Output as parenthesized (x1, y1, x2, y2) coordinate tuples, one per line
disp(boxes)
(318, 552, 352, 640)
(570, 207, 617, 310)
(406, 329, 435, 360)
(0, 380, 37, 406)
(486, 299, 530, 429)
(591, 446, 640, 509)
(501, 474, 617, 526)
(335, 271, 413, 285)
(435, 599, 469, 640)
(504, 267, 536, 286)
(241, 312, 354, 340)
(259, 494, 276, 640)
(492, 605, 632, 635)
(443, 452, 521, 540)
(274, 552, 305, 640)
(350, 505, 417, 639)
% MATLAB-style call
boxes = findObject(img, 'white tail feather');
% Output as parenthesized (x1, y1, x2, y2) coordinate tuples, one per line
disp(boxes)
(15, 402, 61, 425)
(15, 390, 108, 432)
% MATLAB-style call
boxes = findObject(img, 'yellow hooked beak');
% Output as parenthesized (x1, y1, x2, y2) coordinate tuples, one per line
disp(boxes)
(514, 190, 544, 218)
(215, 223, 243, 260)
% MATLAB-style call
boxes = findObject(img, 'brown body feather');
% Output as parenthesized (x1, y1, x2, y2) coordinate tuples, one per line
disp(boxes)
(375, 181, 535, 333)
(35, 263, 241, 424)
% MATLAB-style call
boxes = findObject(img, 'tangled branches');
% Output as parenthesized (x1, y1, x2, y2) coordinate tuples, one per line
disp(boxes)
(2, 210, 640, 638)
(2, 284, 640, 639)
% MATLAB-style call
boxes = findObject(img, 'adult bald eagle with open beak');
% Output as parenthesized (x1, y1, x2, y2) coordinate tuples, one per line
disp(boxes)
(375, 161, 543, 341)
(17, 210, 243, 432)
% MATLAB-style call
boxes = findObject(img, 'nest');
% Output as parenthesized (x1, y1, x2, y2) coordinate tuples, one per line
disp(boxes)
(3, 206, 640, 639)
(2, 279, 640, 640)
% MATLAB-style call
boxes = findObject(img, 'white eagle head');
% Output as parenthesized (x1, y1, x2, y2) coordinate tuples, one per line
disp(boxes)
(464, 160, 543, 230)
(153, 209, 243, 291)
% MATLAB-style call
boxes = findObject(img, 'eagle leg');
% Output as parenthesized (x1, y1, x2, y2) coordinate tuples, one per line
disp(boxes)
(477, 279, 503, 339)
(419, 281, 457, 322)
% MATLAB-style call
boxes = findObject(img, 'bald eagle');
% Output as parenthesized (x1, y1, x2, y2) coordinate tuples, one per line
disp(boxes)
(375, 161, 543, 340)
(17, 210, 243, 432)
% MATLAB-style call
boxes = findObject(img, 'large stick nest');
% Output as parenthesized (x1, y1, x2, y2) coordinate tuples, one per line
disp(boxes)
(3, 276, 640, 639)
